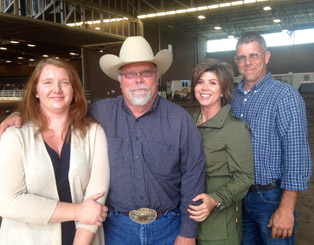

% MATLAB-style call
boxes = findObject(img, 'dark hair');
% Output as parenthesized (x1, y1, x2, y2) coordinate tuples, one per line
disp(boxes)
(191, 59, 234, 106)
(19, 58, 94, 139)
(236, 32, 267, 52)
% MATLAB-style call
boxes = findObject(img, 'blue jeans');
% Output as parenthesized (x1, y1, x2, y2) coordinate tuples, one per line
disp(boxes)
(104, 207, 181, 245)
(242, 187, 297, 245)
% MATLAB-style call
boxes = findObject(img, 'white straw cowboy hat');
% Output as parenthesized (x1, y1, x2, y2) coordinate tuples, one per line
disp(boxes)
(99, 36, 172, 81)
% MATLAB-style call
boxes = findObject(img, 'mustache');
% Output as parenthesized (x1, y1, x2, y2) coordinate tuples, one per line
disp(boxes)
(130, 84, 150, 92)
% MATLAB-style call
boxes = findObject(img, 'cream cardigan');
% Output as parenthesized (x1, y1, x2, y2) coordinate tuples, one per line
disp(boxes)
(0, 122, 110, 245)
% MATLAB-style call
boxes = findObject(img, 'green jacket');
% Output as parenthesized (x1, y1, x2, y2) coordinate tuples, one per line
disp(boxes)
(193, 104, 254, 245)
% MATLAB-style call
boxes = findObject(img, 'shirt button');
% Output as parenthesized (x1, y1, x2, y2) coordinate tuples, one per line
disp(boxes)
(244, 98, 247, 102)
(138, 176, 141, 179)
(235, 218, 238, 223)
(136, 156, 139, 159)
(240, 114, 243, 117)
(136, 119, 139, 122)
(136, 136, 139, 140)
(140, 196, 144, 200)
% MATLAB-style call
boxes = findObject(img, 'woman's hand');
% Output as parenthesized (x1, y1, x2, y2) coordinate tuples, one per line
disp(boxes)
(75, 192, 108, 226)
(187, 193, 219, 222)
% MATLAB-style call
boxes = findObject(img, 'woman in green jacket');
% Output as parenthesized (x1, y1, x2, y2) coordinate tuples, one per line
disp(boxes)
(188, 59, 254, 244)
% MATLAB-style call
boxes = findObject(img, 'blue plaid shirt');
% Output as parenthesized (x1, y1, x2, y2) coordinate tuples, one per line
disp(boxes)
(231, 72, 312, 191)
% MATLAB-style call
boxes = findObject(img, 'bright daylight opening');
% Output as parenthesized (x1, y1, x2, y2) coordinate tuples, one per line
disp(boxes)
(207, 28, 314, 52)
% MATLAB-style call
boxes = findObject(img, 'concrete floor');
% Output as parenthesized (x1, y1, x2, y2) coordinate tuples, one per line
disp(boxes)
(294, 93, 314, 244)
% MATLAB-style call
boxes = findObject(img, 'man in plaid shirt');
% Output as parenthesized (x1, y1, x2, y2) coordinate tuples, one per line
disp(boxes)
(231, 32, 312, 244)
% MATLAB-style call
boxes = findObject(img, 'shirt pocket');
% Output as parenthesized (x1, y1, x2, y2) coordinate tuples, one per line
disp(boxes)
(142, 139, 178, 176)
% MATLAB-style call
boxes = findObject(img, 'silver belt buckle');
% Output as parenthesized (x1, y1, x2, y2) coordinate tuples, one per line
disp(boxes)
(129, 208, 157, 224)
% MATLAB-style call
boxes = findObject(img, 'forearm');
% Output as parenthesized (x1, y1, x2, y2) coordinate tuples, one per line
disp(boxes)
(49, 202, 79, 223)
(268, 189, 299, 239)
(73, 228, 95, 245)
(278, 190, 299, 212)
(50, 193, 105, 227)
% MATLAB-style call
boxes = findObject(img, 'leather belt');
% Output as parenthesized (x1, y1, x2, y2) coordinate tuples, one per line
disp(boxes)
(249, 181, 280, 192)
(125, 208, 165, 224)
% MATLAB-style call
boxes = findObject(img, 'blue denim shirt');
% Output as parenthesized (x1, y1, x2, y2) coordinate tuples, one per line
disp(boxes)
(89, 95, 205, 238)
(231, 72, 312, 191)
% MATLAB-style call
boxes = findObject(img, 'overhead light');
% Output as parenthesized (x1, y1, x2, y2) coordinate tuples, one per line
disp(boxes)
(166, 11, 176, 15)
(95, 27, 100, 30)
(55, 57, 60, 59)
(273, 19, 281, 23)
(17, 57, 23, 60)
(231, 1, 244, 6)
(69, 52, 79, 56)
(147, 13, 157, 17)
(243, 0, 256, 3)
(214, 26, 222, 30)
(197, 6, 208, 11)
(186, 8, 197, 12)
(10, 40, 19, 44)
(220, 3, 231, 7)
(156, 12, 166, 16)
(263, 6, 272, 11)
(28, 44, 36, 47)
(0, 47, 7, 50)
(228, 35, 235, 39)
(135, 0, 262, 20)
(29, 58, 35, 62)
(176, 9, 186, 14)
(208, 4, 219, 9)
(42, 54, 49, 57)
(6, 60, 12, 63)
(198, 15, 206, 20)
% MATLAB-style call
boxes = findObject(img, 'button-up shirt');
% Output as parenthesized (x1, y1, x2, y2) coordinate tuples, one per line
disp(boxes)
(231, 72, 312, 190)
(89, 95, 205, 238)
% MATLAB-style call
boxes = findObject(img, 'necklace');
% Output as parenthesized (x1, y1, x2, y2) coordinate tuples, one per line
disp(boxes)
(195, 113, 202, 126)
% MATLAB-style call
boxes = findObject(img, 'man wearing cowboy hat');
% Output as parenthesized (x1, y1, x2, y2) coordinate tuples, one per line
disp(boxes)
(0, 36, 205, 244)
(91, 36, 205, 244)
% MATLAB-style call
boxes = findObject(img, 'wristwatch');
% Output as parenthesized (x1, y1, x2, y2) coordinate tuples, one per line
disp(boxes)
(216, 202, 222, 209)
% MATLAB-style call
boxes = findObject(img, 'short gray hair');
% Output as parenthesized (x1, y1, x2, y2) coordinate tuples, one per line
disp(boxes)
(236, 32, 267, 52)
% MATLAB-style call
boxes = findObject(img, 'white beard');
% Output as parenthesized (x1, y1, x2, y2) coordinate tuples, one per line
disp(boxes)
(129, 84, 152, 106)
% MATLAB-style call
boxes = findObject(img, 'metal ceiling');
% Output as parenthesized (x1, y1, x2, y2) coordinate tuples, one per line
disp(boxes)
(0, 0, 138, 64)
(138, 0, 314, 40)
(1, 0, 314, 64)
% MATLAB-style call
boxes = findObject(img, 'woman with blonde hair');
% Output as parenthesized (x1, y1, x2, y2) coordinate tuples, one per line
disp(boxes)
(0, 58, 110, 245)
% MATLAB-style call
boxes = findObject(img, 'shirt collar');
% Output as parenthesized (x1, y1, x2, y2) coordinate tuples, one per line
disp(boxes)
(237, 72, 271, 94)
(198, 104, 231, 129)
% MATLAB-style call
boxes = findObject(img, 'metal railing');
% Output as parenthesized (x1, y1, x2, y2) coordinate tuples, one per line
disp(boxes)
(0, 0, 140, 37)
(0, 89, 91, 101)
(0, 90, 23, 100)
